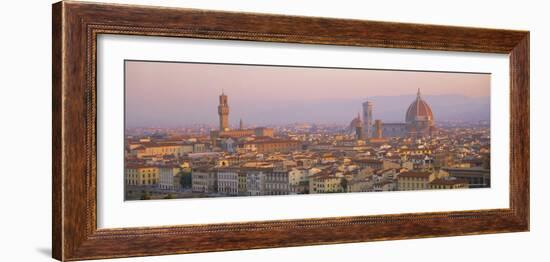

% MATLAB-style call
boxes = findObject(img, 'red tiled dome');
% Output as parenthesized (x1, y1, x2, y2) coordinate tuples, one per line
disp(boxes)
(406, 89, 434, 123)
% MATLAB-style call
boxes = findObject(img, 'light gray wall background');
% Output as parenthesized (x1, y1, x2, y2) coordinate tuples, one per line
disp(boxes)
(0, 0, 545, 262)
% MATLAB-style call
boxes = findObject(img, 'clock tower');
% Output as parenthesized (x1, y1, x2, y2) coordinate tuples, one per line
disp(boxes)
(218, 91, 229, 131)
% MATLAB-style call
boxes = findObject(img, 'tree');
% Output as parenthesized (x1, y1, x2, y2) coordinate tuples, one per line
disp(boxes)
(140, 192, 151, 200)
(340, 178, 349, 193)
(179, 171, 192, 189)
(164, 194, 174, 199)
(125, 190, 133, 200)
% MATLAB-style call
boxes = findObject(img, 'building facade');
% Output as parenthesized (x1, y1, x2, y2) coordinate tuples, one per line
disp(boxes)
(397, 171, 435, 191)
(264, 169, 290, 195)
(243, 139, 301, 153)
(191, 168, 217, 193)
(355, 159, 400, 170)
(125, 165, 160, 186)
(380, 123, 408, 137)
(373, 180, 396, 192)
(217, 168, 239, 196)
(136, 143, 192, 158)
(158, 165, 180, 190)
(309, 173, 343, 193)
(443, 167, 490, 188)
(238, 172, 247, 195)
(348, 178, 373, 192)
(289, 168, 309, 186)
(246, 169, 268, 196)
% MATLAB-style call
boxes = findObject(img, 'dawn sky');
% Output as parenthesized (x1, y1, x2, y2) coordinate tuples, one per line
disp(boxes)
(125, 61, 490, 127)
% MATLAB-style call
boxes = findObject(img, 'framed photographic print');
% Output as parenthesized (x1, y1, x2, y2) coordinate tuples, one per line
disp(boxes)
(52, 1, 529, 261)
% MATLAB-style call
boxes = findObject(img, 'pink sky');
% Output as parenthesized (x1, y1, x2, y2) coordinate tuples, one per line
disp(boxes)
(125, 61, 490, 127)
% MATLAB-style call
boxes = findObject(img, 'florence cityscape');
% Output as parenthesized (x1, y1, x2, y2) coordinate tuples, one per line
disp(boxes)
(124, 61, 491, 200)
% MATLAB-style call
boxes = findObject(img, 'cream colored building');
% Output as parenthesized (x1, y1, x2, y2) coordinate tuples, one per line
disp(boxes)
(398, 146, 433, 156)
(238, 172, 247, 195)
(125, 165, 160, 186)
(309, 173, 343, 194)
(136, 143, 192, 158)
(193, 143, 207, 153)
(348, 178, 373, 192)
(289, 168, 309, 186)
(397, 171, 434, 191)
(355, 159, 400, 170)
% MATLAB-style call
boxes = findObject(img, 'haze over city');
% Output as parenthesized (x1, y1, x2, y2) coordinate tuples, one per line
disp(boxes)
(125, 61, 490, 128)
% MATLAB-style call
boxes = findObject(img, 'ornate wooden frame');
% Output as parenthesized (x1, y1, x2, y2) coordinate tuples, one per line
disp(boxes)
(52, 1, 529, 261)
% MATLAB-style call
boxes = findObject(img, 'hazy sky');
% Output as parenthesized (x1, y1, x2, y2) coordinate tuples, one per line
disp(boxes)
(125, 61, 490, 127)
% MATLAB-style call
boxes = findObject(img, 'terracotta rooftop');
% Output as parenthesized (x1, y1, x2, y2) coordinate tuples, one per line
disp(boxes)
(354, 159, 382, 164)
(125, 163, 159, 169)
(246, 139, 299, 145)
(141, 142, 182, 148)
(398, 171, 432, 179)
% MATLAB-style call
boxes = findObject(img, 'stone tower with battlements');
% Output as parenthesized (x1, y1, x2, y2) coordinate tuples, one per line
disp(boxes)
(218, 91, 229, 131)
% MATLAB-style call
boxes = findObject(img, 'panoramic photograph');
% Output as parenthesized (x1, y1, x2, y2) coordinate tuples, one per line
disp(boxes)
(124, 60, 491, 201)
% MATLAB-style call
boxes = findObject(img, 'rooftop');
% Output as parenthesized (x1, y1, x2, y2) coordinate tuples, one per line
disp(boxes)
(398, 171, 432, 179)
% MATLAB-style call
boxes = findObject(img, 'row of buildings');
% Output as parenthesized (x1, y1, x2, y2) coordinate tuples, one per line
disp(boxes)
(189, 163, 477, 197)
(125, 146, 489, 198)
(125, 164, 182, 191)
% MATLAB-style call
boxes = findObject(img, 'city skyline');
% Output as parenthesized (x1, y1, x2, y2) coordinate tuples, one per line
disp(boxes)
(125, 61, 490, 128)
(124, 61, 490, 201)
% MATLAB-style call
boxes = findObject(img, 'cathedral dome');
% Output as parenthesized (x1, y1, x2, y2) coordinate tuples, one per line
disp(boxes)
(406, 89, 434, 123)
